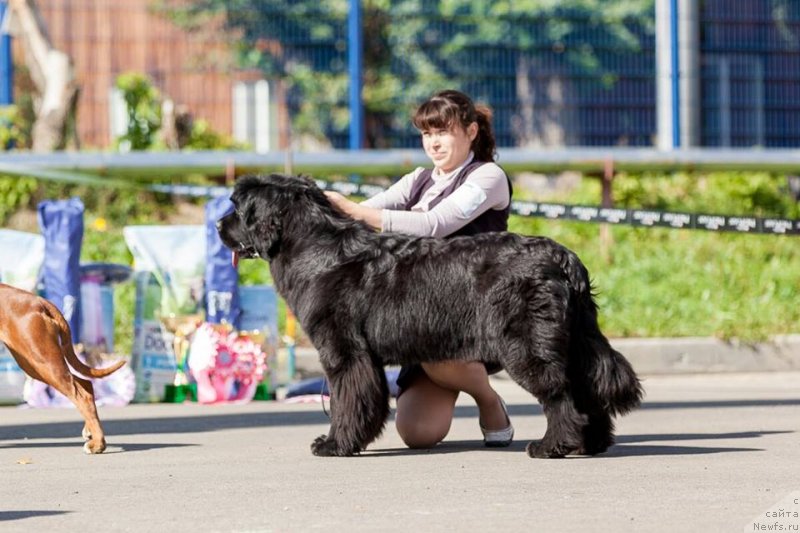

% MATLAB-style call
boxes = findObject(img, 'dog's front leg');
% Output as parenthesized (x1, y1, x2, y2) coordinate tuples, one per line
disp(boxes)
(311, 350, 389, 457)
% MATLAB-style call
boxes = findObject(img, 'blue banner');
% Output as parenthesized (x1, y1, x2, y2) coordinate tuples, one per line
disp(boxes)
(205, 196, 241, 328)
(37, 198, 84, 343)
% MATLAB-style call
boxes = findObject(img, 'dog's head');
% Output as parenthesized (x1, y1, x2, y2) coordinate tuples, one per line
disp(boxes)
(217, 174, 323, 264)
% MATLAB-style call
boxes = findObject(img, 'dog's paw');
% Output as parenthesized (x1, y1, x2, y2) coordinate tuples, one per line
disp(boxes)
(83, 439, 106, 455)
(82, 426, 92, 441)
(310, 435, 358, 457)
(525, 440, 574, 459)
(569, 441, 611, 456)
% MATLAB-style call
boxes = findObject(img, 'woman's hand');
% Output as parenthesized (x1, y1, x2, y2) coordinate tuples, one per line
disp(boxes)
(324, 191, 383, 230)
(324, 191, 355, 215)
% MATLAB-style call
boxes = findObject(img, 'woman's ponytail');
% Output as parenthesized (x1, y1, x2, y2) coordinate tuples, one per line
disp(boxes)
(472, 104, 496, 162)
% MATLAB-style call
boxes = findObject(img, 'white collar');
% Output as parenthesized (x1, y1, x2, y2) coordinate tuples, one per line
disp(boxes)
(431, 151, 475, 181)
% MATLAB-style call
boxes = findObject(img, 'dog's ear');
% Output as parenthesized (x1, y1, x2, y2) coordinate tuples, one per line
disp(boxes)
(243, 187, 283, 259)
(297, 174, 318, 188)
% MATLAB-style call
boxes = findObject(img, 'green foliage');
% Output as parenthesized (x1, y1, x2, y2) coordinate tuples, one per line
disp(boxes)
(113, 72, 244, 151)
(0, 177, 38, 224)
(115, 73, 162, 151)
(509, 215, 800, 341)
(613, 172, 799, 218)
(289, 66, 350, 143)
(508, 171, 800, 340)
(0, 106, 31, 150)
(184, 119, 244, 150)
(1, 64, 36, 150)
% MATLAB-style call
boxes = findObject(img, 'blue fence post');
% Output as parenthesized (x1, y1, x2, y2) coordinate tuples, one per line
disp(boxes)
(670, 0, 681, 148)
(0, 0, 13, 105)
(348, 0, 363, 150)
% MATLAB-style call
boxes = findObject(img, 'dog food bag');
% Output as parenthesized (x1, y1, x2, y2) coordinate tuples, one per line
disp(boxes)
(124, 226, 206, 402)
(205, 196, 241, 327)
(123, 225, 206, 317)
(38, 198, 84, 343)
(0, 229, 45, 404)
(0, 229, 45, 290)
(238, 284, 281, 395)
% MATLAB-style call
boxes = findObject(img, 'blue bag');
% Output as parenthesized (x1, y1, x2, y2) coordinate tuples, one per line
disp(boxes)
(37, 198, 84, 343)
(205, 195, 241, 328)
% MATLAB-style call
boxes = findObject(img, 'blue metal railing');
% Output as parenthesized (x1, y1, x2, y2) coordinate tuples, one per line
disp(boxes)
(0, 0, 13, 105)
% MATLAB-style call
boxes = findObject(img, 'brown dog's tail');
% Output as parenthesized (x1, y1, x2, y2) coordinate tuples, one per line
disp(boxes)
(66, 347, 126, 379)
(50, 304, 127, 379)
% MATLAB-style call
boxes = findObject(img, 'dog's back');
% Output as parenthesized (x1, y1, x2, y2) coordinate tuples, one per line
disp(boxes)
(0, 283, 125, 379)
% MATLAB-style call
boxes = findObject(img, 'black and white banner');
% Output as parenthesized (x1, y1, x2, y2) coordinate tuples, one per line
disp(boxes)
(510, 201, 799, 236)
(148, 181, 800, 236)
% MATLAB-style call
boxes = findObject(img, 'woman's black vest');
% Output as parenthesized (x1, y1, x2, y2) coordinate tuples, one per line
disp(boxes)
(403, 161, 513, 237)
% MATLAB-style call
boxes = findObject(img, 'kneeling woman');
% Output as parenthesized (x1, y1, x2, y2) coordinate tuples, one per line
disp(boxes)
(324, 89, 514, 448)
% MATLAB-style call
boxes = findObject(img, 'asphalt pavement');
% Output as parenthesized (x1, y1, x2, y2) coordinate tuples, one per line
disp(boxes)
(0, 370, 798, 532)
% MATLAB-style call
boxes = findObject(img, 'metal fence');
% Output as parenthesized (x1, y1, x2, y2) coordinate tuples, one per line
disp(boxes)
(700, 0, 800, 147)
(252, 1, 800, 149)
(7, 1, 800, 150)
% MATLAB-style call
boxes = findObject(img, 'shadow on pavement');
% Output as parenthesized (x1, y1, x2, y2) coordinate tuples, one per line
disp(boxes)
(365, 430, 787, 458)
(640, 399, 800, 409)
(0, 441, 198, 453)
(0, 511, 71, 522)
(617, 430, 793, 444)
(487, 398, 800, 419)
(368, 441, 764, 458)
(0, 410, 332, 441)
(1, 399, 796, 442)
(364, 440, 528, 457)
(602, 443, 763, 457)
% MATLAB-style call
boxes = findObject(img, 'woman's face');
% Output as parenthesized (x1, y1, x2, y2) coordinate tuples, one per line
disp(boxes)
(420, 122, 478, 173)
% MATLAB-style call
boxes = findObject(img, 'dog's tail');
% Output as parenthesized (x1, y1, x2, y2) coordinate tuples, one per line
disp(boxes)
(66, 345, 126, 379)
(564, 256, 643, 416)
(50, 305, 126, 379)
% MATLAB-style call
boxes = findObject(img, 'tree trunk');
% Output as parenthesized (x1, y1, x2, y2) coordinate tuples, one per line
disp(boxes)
(514, 53, 570, 147)
(7, 0, 79, 151)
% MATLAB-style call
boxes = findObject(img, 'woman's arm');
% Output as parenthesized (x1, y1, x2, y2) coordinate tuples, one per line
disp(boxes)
(324, 168, 423, 231)
(360, 168, 422, 210)
(324, 191, 383, 230)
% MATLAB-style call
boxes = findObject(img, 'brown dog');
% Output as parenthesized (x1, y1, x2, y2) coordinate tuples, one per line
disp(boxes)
(0, 283, 125, 454)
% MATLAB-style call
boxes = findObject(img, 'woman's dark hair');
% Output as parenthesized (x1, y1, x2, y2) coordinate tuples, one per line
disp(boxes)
(412, 89, 497, 162)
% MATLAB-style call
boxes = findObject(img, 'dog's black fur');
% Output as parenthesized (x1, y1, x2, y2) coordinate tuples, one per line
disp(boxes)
(217, 174, 643, 458)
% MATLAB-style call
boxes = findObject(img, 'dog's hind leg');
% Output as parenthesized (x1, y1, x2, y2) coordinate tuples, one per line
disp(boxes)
(7, 345, 107, 454)
(503, 340, 586, 458)
(575, 411, 614, 456)
(311, 348, 390, 457)
(51, 375, 107, 454)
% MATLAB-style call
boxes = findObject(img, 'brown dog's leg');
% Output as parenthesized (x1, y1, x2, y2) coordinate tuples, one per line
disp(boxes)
(72, 378, 106, 454)
(44, 373, 107, 454)
(8, 346, 108, 454)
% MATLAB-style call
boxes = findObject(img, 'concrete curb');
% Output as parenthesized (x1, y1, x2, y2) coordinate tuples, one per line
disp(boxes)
(613, 335, 800, 374)
(284, 335, 800, 377)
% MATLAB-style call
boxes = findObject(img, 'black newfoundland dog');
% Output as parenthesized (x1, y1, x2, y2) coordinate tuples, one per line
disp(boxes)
(217, 174, 642, 458)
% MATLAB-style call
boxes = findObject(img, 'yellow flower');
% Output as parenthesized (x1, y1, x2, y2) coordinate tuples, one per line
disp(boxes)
(92, 217, 108, 232)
